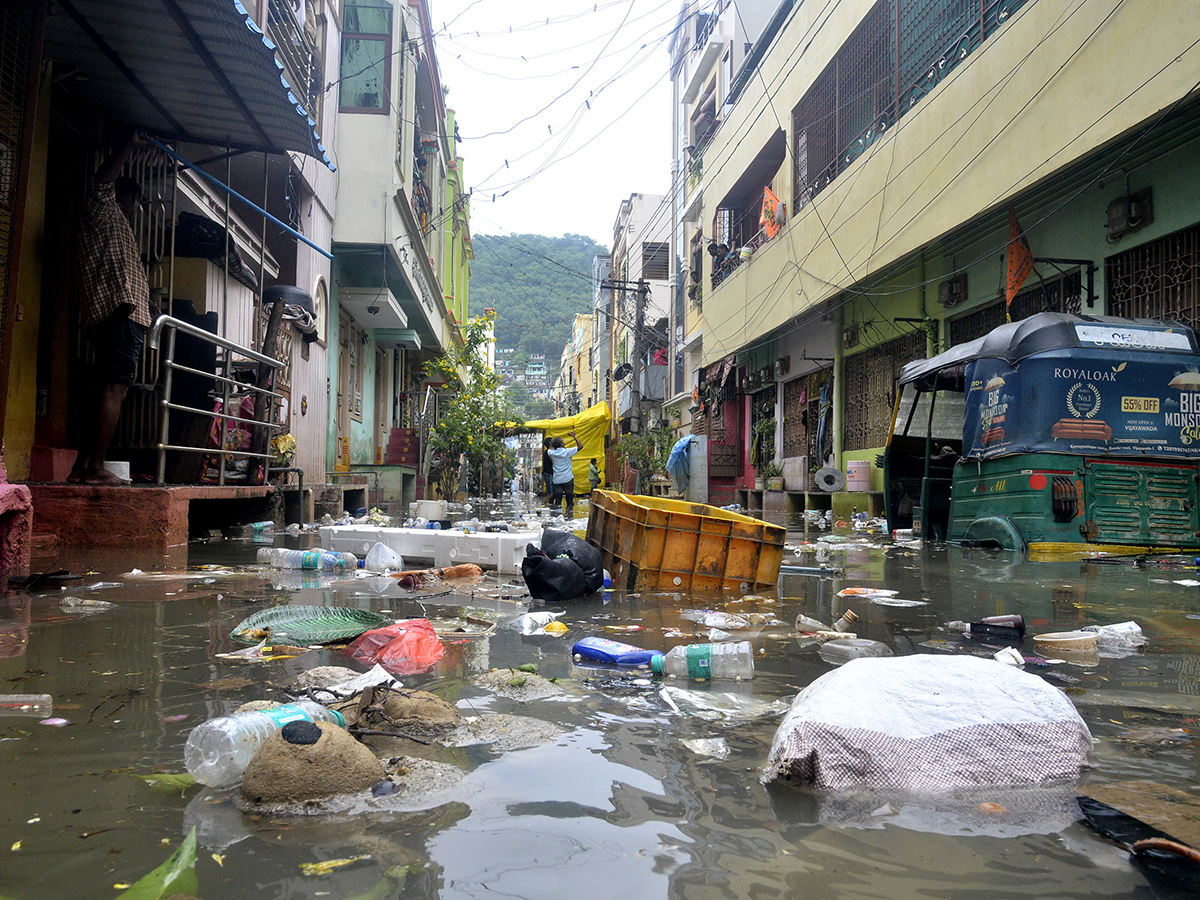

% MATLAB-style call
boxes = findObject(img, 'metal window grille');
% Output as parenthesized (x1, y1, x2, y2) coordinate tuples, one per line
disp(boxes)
(792, 0, 1029, 212)
(782, 369, 830, 459)
(843, 330, 925, 450)
(1107, 223, 1200, 329)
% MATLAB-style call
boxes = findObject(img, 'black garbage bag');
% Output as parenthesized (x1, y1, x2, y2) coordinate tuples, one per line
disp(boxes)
(521, 528, 604, 602)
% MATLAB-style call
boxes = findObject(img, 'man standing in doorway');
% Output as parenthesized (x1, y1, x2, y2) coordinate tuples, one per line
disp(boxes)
(547, 428, 581, 519)
(69, 132, 155, 485)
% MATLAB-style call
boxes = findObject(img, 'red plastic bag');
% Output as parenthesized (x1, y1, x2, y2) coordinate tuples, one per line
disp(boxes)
(343, 618, 445, 675)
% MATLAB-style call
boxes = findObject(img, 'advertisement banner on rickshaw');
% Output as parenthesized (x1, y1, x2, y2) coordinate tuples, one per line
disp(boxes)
(963, 351, 1200, 460)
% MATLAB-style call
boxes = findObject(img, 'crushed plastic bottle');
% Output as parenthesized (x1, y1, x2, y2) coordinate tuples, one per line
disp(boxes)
(0, 694, 53, 717)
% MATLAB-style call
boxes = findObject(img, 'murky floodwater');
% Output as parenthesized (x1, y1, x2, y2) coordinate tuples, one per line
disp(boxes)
(2, 528, 1199, 899)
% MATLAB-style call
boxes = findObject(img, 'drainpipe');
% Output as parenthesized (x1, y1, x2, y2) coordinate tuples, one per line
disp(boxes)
(832, 303, 845, 470)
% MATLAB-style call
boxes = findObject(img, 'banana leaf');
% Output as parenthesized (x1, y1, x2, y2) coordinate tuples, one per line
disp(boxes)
(231, 605, 392, 645)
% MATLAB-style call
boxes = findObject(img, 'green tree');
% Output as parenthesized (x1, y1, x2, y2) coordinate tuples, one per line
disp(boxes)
(468, 233, 608, 380)
(424, 311, 522, 497)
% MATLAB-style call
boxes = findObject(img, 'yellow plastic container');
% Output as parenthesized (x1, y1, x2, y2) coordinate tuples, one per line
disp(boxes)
(585, 490, 786, 592)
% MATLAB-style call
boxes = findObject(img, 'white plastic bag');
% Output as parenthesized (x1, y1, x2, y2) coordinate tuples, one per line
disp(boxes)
(363, 541, 404, 573)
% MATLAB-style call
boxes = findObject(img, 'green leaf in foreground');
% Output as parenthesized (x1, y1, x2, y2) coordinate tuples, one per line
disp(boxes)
(115, 826, 198, 900)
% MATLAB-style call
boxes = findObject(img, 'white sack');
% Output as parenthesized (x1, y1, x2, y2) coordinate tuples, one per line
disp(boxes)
(762, 655, 1092, 791)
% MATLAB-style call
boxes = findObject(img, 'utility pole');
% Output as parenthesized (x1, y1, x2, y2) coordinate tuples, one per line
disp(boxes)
(631, 279, 647, 432)
(600, 278, 650, 433)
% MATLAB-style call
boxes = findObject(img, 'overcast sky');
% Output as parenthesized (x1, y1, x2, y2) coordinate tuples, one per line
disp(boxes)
(432, 0, 676, 245)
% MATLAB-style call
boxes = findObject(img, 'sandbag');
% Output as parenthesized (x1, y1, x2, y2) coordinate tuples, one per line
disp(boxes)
(343, 618, 445, 675)
(762, 655, 1092, 791)
(521, 529, 603, 602)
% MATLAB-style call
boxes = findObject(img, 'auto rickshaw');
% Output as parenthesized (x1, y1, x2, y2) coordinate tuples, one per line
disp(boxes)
(883, 313, 1200, 559)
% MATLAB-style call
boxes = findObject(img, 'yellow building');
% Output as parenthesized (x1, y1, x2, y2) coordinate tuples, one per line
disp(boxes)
(695, 0, 1200, 508)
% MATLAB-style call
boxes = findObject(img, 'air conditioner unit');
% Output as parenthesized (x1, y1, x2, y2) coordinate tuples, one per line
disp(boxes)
(937, 274, 967, 307)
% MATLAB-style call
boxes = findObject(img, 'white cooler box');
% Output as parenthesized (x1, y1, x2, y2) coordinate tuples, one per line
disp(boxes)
(320, 525, 538, 574)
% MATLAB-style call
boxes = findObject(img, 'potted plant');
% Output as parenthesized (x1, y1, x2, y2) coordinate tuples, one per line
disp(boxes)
(759, 461, 784, 491)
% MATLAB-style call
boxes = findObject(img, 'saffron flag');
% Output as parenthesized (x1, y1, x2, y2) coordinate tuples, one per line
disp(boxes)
(760, 187, 783, 238)
(1005, 206, 1033, 318)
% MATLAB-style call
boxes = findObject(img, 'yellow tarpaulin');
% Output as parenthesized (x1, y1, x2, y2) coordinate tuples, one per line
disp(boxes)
(521, 401, 610, 493)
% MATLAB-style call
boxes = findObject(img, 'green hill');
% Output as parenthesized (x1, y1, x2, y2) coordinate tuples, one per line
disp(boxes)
(468, 233, 608, 373)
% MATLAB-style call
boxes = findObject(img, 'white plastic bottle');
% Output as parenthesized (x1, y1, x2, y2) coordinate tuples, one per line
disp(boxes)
(183, 700, 346, 787)
(255, 548, 357, 570)
(649, 640, 754, 680)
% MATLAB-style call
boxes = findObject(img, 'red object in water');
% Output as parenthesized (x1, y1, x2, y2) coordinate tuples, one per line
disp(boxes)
(344, 618, 445, 675)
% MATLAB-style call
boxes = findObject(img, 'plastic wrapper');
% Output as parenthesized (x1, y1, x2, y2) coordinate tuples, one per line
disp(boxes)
(343, 618, 445, 675)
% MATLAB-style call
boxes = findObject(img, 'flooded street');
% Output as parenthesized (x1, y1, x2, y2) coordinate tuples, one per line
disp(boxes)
(2, 530, 1199, 899)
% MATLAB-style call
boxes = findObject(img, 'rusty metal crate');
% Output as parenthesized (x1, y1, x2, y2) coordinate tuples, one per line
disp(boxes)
(585, 490, 785, 593)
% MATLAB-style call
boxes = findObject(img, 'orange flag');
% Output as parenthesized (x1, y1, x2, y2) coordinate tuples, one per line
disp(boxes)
(1005, 207, 1033, 319)
(760, 187, 782, 238)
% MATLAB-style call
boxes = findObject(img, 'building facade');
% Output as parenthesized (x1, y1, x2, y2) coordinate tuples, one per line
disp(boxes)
(330, 0, 470, 507)
(691, 0, 1200, 506)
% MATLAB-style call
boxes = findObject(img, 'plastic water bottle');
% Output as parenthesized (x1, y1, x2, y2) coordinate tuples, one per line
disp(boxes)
(255, 548, 358, 570)
(248, 521, 273, 534)
(572, 637, 657, 666)
(649, 641, 754, 680)
(183, 700, 346, 787)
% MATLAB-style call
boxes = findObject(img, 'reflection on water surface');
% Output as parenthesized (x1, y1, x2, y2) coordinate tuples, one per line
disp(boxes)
(1, 535, 1198, 899)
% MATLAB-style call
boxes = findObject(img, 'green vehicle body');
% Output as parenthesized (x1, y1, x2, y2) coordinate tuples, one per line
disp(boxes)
(884, 313, 1200, 556)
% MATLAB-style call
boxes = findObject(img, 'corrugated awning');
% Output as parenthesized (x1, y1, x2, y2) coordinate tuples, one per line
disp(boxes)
(45, 0, 332, 168)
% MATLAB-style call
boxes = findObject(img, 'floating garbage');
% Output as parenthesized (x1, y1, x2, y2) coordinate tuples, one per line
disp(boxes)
(682, 738, 729, 759)
(1082, 621, 1146, 654)
(343, 619, 445, 675)
(0, 694, 52, 717)
(818, 638, 891, 666)
(510, 611, 565, 635)
(837, 587, 898, 599)
(658, 685, 788, 724)
(763, 655, 1093, 790)
(231, 606, 392, 645)
(679, 609, 750, 630)
(59, 596, 115, 614)
(363, 541, 404, 573)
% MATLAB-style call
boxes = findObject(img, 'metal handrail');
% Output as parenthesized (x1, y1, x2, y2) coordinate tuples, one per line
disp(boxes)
(149, 315, 285, 486)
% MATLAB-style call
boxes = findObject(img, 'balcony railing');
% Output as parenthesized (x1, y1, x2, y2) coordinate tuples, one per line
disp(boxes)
(266, 0, 323, 117)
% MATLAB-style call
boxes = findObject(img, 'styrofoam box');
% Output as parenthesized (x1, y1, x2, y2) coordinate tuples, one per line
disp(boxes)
(320, 525, 539, 574)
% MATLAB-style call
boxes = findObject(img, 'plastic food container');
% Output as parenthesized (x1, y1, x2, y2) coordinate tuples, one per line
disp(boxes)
(1032, 631, 1099, 652)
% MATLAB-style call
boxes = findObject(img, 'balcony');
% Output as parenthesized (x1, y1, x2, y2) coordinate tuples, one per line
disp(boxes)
(266, 0, 323, 117)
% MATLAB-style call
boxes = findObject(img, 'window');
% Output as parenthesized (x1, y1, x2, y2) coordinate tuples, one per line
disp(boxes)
(340, 0, 391, 112)
(642, 242, 669, 280)
(792, 0, 1029, 210)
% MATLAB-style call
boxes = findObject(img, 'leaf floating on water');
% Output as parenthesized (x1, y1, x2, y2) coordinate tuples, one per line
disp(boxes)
(300, 855, 371, 876)
(10, 841, 20, 851)
(115, 825, 198, 899)
(130, 773, 197, 796)
(211, 853, 225, 867)
(514, 663, 539, 674)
